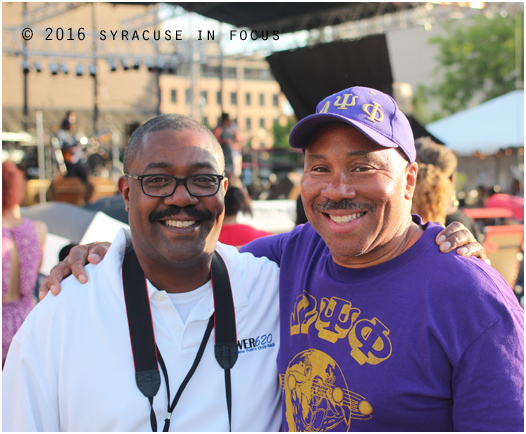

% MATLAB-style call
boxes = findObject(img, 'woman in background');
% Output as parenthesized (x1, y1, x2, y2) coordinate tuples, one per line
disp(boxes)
(219, 171, 272, 248)
(2, 160, 47, 367)
(412, 137, 483, 243)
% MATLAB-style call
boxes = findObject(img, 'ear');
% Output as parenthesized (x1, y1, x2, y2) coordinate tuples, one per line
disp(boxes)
(118, 176, 131, 212)
(404, 162, 418, 200)
(222, 177, 229, 195)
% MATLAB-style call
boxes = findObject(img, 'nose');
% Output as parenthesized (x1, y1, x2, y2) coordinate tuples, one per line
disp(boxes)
(321, 172, 356, 201)
(162, 182, 199, 207)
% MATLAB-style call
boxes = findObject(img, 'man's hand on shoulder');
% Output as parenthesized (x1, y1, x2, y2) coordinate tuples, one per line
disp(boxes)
(39, 242, 112, 300)
(435, 221, 488, 263)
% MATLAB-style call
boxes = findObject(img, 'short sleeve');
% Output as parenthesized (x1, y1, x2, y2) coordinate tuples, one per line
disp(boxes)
(241, 232, 287, 266)
(452, 310, 524, 431)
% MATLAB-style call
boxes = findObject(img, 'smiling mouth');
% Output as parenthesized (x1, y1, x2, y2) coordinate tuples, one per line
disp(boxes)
(162, 220, 198, 228)
(327, 212, 366, 224)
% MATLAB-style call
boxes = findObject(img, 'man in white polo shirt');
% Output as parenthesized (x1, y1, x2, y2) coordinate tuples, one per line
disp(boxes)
(2, 114, 281, 431)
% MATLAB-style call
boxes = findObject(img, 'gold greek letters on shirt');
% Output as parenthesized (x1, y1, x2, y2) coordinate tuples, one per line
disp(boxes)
(348, 318, 392, 365)
(290, 292, 319, 335)
(315, 297, 361, 343)
(290, 291, 393, 366)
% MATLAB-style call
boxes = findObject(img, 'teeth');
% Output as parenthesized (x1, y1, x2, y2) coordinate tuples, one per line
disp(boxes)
(164, 220, 197, 228)
(329, 213, 365, 224)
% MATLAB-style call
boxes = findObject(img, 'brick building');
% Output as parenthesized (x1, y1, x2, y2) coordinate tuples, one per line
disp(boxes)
(2, 2, 288, 150)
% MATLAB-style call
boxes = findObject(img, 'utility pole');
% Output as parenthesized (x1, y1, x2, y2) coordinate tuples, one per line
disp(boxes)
(92, 3, 99, 136)
(154, 4, 162, 115)
(22, 3, 29, 132)
(219, 23, 225, 114)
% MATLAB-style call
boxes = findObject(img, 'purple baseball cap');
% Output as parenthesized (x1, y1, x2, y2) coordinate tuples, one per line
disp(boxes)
(289, 86, 416, 162)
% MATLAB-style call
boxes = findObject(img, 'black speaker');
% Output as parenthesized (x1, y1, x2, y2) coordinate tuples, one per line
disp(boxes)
(266, 35, 393, 120)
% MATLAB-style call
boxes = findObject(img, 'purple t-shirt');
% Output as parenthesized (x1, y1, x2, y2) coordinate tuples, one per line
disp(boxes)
(242, 219, 524, 431)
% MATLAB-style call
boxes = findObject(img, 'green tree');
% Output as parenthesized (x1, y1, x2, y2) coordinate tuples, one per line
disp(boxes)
(271, 117, 296, 149)
(412, 85, 433, 124)
(428, 12, 523, 117)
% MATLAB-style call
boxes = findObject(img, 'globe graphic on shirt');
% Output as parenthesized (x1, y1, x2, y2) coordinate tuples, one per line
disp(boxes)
(281, 349, 372, 432)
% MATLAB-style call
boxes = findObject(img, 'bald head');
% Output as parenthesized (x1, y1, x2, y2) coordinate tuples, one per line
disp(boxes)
(124, 114, 224, 173)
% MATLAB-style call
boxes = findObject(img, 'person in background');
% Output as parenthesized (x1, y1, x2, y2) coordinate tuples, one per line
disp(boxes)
(2, 160, 47, 367)
(65, 110, 77, 126)
(56, 113, 94, 203)
(219, 170, 272, 247)
(57, 114, 83, 179)
(213, 113, 236, 174)
(295, 195, 308, 226)
(230, 118, 243, 178)
(413, 137, 483, 243)
(476, 185, 491, 207)
(510, 179, 522, 197)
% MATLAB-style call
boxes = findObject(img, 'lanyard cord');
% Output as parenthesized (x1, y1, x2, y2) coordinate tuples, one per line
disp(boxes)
(122, 249, 237, 432)
(159, 316, 214, 432)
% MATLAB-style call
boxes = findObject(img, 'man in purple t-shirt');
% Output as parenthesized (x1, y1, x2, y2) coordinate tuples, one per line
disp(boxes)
(242, 86, 524, 431)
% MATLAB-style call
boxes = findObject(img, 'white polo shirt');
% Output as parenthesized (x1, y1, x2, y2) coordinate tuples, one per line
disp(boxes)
(2, 229, 281, 432)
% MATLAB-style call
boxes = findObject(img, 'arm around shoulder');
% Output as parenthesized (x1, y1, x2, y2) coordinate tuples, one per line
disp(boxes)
(240, 232, 286, 266)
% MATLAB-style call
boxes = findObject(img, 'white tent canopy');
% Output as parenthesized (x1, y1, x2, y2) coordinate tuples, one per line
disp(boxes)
(426, 90, 524, 156)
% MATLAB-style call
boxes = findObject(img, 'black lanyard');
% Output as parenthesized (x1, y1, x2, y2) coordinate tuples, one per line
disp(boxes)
(122, 249, 238, 431)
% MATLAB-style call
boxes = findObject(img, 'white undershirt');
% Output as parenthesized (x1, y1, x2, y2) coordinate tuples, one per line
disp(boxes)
(165, 280, 212, 323)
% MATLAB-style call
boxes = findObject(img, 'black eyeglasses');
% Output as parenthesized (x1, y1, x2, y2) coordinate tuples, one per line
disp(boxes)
(125, 173, 224, 198)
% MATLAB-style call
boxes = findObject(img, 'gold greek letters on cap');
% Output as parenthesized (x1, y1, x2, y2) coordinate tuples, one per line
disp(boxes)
(362, 102, 384, 123)
(319, 101, 331, 113)
(334, 94, 359, 110)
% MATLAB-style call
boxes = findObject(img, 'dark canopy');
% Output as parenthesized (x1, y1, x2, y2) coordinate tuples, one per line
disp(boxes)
(174, 2, 417, 34)
(266, 35, 393, 120)
(121, 2, 435, 139)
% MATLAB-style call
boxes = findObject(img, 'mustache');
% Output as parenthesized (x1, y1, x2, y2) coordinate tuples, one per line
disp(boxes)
(313, 198, 374, 213)
(148, 206, 214, 224)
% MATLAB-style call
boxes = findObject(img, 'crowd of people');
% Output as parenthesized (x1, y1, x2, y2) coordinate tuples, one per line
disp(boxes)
(2, 85, 523, 432)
